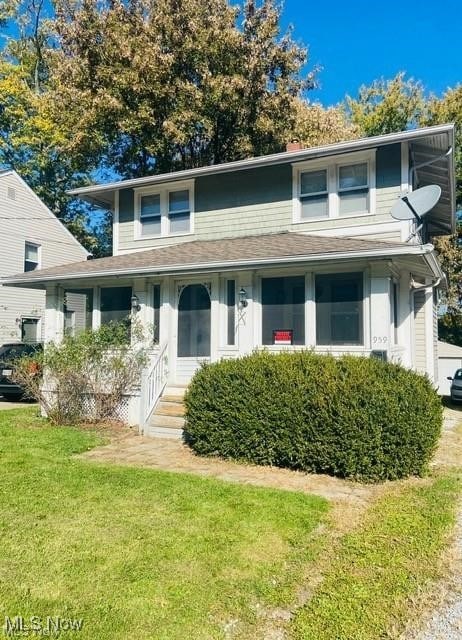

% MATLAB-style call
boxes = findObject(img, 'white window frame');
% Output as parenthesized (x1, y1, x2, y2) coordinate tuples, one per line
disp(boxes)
(20, 316, 41, 343)
(24, 241, 41, 272)
(134, 180, 195, 240)
(292, 150, 376, 224)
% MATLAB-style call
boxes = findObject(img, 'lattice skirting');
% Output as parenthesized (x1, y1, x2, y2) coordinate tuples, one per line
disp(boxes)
(41, 389, 141, 425)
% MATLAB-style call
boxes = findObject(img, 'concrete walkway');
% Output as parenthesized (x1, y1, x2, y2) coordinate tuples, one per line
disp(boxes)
(0, 396, 36, 410)
(79, 432, 378, 504)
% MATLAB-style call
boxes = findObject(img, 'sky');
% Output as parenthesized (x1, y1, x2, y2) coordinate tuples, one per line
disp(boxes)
(281, 0, 461, 105)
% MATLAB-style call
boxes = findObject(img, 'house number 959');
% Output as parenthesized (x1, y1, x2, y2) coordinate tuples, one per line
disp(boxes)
(372, 336, 388, 344)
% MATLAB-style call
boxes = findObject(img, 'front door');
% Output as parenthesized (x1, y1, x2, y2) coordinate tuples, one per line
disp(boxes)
(176, 284, 211, 380)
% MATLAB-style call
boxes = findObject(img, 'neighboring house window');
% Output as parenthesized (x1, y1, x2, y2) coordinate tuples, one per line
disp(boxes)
(135, 181, 194, 239)
(226, 279, 236, 346)
(153, 284, 161, 344)
(261, 276, 305, 345)
(140, 194, 161, 237)
(21, 318, 39, 343)
(294, 152, 375, 222)
(64, 288, 94, 334)
(315, 272, 363, 345)
(24, 242, 40, 272)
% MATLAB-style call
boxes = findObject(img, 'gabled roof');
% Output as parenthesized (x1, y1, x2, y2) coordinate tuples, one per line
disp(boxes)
(437, 340, 462, 358)
(1, 232, 443, 288)
(0, 170, 90, 256)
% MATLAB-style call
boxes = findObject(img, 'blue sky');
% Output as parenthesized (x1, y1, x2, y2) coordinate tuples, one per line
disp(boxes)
(282, 0, 461, 105)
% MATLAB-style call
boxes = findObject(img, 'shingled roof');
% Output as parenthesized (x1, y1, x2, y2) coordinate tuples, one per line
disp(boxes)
(1, 232, 432, 287)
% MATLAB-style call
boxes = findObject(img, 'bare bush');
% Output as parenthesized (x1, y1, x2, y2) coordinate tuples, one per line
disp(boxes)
(12, 322, 149, 425)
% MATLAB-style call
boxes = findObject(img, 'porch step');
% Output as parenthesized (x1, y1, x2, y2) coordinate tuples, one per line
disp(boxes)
(150, 413, 185, 429)
(147, 426, 184, 440)
(155, 400, 186, 417)
(146, 383, 188, 438)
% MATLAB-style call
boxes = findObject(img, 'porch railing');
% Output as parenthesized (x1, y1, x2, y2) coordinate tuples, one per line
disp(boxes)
(140, 341, 169, 427)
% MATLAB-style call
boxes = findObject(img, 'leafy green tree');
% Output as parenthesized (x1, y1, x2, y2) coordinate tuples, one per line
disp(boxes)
(50, 0, 317, 177)
(346, 72, 425, 136)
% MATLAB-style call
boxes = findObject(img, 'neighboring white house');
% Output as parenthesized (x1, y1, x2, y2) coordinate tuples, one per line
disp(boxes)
(1, 124, 456, 434)
(0, 171, 89, 345)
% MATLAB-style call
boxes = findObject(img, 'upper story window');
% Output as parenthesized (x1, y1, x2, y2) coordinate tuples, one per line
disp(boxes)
(24, 242, 40, 272)
(135, 181, 194, 239)
(294, 151, 375, 223)
(140, 194, 161, 236)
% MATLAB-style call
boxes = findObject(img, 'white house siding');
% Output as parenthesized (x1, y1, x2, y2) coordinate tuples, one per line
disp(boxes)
(0, 172, 88, 344)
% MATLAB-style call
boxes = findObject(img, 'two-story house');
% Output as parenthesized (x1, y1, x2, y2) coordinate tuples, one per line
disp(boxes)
(1, 124, 456, 435)
(0, 170, 88, 346)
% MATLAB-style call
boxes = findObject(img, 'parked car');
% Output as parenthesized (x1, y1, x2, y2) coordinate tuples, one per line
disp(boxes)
(447, 369, 462, 403)
(0, 342, 42, 401)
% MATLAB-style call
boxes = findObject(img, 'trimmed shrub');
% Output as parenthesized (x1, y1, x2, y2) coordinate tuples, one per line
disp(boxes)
(184, 351, 443, 482)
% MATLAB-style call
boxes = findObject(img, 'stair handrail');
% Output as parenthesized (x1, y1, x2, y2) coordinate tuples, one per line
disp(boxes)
(140, 341, 169, 427)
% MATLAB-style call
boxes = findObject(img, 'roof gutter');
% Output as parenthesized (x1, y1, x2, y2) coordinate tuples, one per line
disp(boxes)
(1, 243, 437, 287)
(67, 124, 455, 199)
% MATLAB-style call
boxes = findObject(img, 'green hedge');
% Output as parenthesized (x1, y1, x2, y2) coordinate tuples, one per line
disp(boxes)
(183, 351, 443, 482)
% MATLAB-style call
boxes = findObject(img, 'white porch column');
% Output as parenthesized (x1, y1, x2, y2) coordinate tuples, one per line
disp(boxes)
(44, 284, 64, 344)
(369, 264, 392, 358)
(397, 271, 413, 368)
(210, 275, 220, 362)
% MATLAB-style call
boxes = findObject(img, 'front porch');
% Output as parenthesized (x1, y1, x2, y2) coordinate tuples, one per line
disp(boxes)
(3, 232, 442, 433)
(44, 262, 436, 434)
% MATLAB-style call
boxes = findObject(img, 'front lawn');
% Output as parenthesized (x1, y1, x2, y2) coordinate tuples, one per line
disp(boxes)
(0, 409, 328, 639)
(0, 408, 460, 640)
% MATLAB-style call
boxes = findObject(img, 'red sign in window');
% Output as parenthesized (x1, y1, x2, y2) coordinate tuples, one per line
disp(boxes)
(273, 330, 293, 345)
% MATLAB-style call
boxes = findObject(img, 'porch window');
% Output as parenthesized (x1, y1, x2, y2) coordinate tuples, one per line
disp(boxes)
(338, 162, 369, 216)
(315, 272, 363, 345)
(262, 276, 305, 345)
(226, 279, 236, 346)
(64, 288, 94, 335)
(100, 286, 132, 327)
(140, 194, 161, 236)
(153, 284, 160, 344)
(168, 190, 190, 234)
(24, 242, 40, 272)
(299, 169, 328, 219)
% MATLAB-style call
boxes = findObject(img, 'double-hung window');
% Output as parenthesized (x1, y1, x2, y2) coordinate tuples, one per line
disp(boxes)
(140, 194, 161, 236)
(294, 152, 374, 221)
(299, 169, 329, 219)
(338, 162, 369, 216)
(24, 242, 40, 272)
(168, 190, 190, 234)
(136, 181, 193, 239)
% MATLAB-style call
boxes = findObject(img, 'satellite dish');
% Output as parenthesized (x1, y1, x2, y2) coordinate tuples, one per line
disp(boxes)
(391, 185, 441, 222)
(391, 185, 441, 242)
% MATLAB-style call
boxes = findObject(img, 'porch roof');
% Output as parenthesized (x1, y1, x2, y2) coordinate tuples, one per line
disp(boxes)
(1, 232, 443, 288)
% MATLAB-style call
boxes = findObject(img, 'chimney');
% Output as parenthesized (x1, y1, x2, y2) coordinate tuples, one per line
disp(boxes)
(286, 139, 303, 152)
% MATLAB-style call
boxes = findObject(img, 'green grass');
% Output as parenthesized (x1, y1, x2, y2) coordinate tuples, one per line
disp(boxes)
(0, 408, 328, 639)
(291, 472, 461, 640)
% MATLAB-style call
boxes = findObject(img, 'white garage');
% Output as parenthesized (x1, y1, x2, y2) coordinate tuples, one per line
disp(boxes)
(437, 340, 462, 395)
